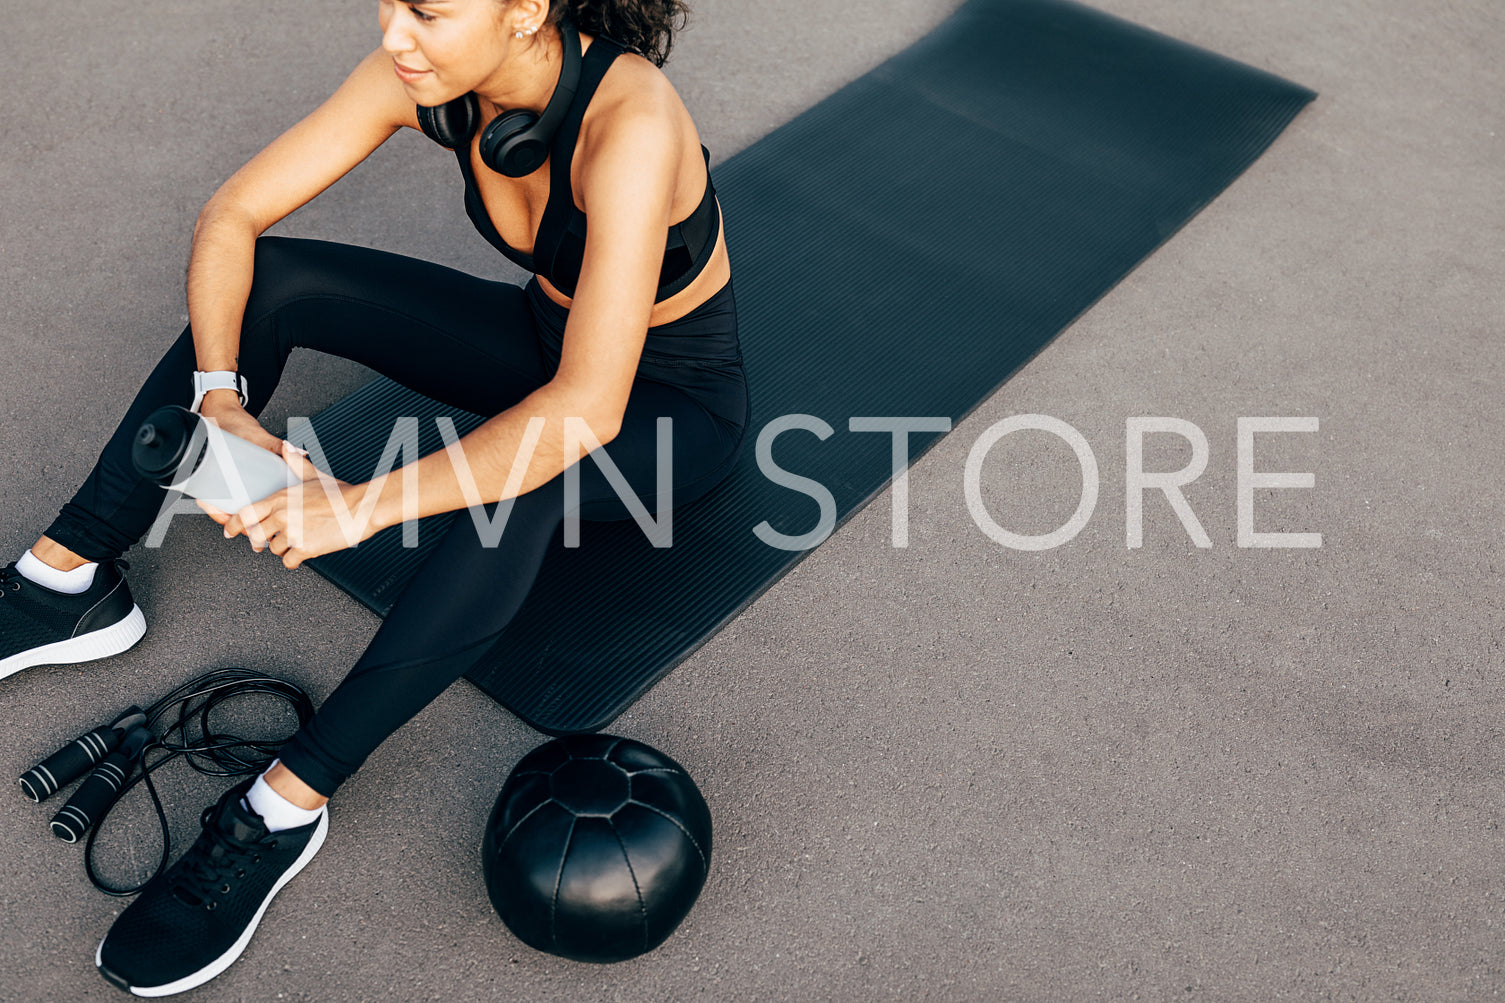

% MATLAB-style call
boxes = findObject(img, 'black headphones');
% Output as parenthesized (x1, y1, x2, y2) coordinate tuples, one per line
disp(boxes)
(416, 16, 583, 178)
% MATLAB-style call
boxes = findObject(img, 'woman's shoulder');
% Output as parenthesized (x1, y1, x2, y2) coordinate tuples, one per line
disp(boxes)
(590, 33, 684, 108)
(342, 46, 423, 133)
(579, 36, 694, 157)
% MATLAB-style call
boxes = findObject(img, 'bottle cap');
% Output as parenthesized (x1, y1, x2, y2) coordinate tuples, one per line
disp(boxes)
(131, 405, 203, 484)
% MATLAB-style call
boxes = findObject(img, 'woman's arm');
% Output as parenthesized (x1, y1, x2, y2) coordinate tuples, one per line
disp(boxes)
(190, 47, 415, 417)
(215, 101, 688, 565)
(359, 100, 687, 529)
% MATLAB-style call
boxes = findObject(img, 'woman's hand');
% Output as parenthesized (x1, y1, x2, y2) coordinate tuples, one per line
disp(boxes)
(197, 446, 381, 570)
(197, 394, 287, 456)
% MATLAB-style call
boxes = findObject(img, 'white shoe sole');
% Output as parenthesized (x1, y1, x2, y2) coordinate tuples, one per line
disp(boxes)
(96, 808, 329, 997)
(0, 604, 147, 681)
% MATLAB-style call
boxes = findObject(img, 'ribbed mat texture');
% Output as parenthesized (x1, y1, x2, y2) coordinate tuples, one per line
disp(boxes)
(303, 0, 1315, 733)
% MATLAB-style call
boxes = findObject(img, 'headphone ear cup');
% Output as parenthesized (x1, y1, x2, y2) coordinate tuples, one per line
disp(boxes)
(479, 109, 548, 178)
(417, 94, 481, 150)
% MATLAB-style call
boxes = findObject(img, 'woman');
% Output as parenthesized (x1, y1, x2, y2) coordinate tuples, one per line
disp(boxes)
(0, 0, 746, 994)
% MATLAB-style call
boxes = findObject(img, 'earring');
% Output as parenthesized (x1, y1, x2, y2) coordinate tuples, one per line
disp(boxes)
(514, 25, 538, 39)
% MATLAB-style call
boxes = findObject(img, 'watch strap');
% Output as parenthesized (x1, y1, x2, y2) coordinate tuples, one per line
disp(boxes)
(190, 371, 249, 413)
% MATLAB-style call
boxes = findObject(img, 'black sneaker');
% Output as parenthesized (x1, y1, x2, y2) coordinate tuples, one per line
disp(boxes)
(95, 778, 328, 997)
(0, 559, 146, 681)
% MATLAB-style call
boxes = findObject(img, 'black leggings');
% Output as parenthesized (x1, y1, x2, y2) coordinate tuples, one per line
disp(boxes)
(45, 236, 750, 797)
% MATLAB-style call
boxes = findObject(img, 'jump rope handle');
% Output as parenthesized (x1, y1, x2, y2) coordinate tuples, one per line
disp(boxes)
(50, 725, 155, 844)
(18, 707, 147, 802)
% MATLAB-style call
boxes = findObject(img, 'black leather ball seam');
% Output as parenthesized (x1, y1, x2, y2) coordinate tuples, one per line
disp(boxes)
(607, 821, 650, 953)
(548, 816, 578, 952)
(630, 801, 709, 870)
(494, 796, 553, 852)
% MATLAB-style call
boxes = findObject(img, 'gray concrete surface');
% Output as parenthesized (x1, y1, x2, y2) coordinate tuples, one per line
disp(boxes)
(2, 0, 1501, 999)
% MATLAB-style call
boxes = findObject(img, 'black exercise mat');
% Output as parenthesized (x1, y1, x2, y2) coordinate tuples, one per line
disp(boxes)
(302, 0, 1314, 733)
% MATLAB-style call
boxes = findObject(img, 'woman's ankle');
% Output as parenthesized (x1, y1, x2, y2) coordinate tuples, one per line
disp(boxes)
(246, 760, 328, 833)
(262, 760, 329, 811)
(29, 535, 92, 572)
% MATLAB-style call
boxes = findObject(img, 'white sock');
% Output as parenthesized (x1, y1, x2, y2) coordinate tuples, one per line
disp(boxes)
(244, 762, 325, 833)
(16, 549, 98, 594)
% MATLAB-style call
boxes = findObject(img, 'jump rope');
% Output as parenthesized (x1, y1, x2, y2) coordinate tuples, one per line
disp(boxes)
(17, 667, 314, 896)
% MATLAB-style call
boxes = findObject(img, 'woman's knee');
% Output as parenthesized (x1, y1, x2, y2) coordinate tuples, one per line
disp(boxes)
(243, 235, 325, 322)
(242, 235, 381, 335)
(572, 402, 743, 522)
(235, 236, 350, 376)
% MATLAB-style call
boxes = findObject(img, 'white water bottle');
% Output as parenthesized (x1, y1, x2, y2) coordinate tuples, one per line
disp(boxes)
(132, 405, 301, 513)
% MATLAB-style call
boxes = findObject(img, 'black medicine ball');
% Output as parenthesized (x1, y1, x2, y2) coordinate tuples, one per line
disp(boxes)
(482, 734, 713, 963)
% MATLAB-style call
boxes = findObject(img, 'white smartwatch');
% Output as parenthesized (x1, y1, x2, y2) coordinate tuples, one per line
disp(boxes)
(189, 370, 250, 413)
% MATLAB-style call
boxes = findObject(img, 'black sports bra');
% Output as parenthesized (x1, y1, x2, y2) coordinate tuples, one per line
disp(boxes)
(449, 35, 721, 303)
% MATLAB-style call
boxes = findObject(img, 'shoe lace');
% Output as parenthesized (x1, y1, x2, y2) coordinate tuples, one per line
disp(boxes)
(169, 797, 278, 910)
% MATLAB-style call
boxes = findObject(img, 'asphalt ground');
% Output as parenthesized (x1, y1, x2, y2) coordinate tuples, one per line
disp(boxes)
(1, 0, 1501, 999)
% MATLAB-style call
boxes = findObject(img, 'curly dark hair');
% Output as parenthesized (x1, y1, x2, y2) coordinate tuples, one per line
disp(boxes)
(545, 0, 691, 68)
